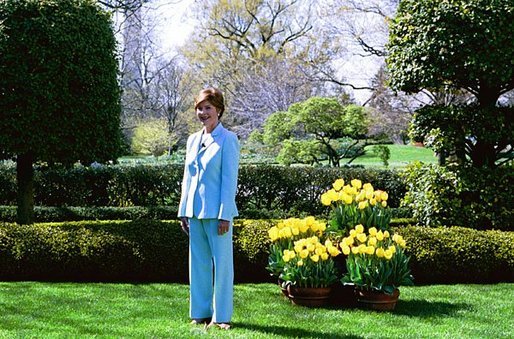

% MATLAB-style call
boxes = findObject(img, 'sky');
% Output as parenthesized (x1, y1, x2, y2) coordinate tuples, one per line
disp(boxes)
(153, 0, 196, 53)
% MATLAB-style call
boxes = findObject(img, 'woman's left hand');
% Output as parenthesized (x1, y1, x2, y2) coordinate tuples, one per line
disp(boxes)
(218, 219, 230, 235)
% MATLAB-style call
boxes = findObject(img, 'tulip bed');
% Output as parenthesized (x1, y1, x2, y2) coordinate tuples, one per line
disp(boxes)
(0, 282, 511, 337)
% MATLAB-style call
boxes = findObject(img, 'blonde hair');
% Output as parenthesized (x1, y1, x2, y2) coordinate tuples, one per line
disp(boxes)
(194, 87, 225, 118)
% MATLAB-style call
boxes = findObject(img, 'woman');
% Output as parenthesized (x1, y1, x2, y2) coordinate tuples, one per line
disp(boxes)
(178, 88, 240, 330)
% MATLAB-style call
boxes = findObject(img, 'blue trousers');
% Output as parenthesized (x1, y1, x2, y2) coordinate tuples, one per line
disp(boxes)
(189, 218, 233, 323)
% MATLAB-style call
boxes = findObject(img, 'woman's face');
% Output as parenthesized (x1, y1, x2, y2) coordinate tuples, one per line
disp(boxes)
(196, 100, 219, 132)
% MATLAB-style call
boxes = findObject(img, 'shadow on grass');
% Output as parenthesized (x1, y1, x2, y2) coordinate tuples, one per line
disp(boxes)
(234, 323, 363, 339)
(394, 299, 470, 317)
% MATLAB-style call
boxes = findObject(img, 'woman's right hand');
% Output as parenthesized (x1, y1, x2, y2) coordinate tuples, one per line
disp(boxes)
(180, 217, 189, 236)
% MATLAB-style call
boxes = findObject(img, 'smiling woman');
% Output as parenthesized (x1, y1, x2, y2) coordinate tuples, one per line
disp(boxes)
(178, 87, 240, 330)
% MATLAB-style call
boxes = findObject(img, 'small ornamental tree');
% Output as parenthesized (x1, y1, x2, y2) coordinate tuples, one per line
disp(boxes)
(0, 0, 123, 224)
(254, 97, 369, 167)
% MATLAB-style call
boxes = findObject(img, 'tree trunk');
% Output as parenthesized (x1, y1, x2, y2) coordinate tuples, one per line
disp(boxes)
(16, 152, 34, 225)
(472, 84, 500, 168)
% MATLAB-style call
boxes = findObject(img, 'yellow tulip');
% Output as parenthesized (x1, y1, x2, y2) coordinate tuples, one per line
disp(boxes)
(363, 183, 374, 191)
(351, 179, 362, 189)
(321, 253, 329, 261)
(357, 233, 367, 243)
(300, 249, 309, 259)
(351, 246, 360, 254)
(355, 224, 364, 234)
(310, 254, 320, 263)
(297, 260, 304, 267)
(384, 249, 393, 260)
(369, 227, 377, 237)
(342, 245, 351, 255)
(268, 227, 279, 241)
(318, 222, 327, 232)
(356, 191, 366, 202)
(344, 237, 354, 246)
(315, 247, 324, 256)
(376, 231, 384, 241)
(333, 178, 345, 191)
(325, 239, 333, 248)
(283, 227, 292, 238)
(349, 229, 356, 237)
(342, 193, 353, 205)
(358, 201, 368, 210)
(369, 198, 377, 206)
(368, 237, 377, 246)
(381, 191, 389, 201)
(328, 246, 340, 257)
(365, 190, 374, 200)
(376, 247, 385, 258)
(358, 244, 367, 254)
(320, 193, 332, 206)
(383, 230, 390, 238)
(366, 246, 375, 255)
(291, 226, 299, 236)
(298, 221, 309, 233)
(374, 190, 383, 202)
(388, 245, 396, 254)
(382, 201, 387, 207)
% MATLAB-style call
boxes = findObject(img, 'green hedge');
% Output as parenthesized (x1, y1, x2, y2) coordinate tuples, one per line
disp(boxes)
(396, 225, 514, 284)
(0, 220, 512, 283)
(233, 220, 514, 284)
(0, 219, 271, 283)
(0, 206, 178, 223)
(0, 205, 410, 223)
(0, 163, 408, 218)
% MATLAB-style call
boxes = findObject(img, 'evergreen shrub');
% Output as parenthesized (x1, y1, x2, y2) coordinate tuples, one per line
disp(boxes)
(402, 162, 514, 230)
(0, 220, 512, 283)
(0, 164, 407, 217)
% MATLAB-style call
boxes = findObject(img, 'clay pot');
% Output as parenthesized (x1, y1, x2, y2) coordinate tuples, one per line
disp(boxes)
(355, 288, 400, 311)
(287, 285, 332, 307)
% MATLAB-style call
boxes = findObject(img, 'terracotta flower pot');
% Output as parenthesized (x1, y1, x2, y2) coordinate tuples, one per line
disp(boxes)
(287, 285, 332, 307)
(355, 288, 400, 311)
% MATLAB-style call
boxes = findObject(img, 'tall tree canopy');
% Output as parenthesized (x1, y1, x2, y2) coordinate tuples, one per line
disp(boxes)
(0, 0, 123, 223)
(387, 0, 514, 167)
(387, 0, 514, 106)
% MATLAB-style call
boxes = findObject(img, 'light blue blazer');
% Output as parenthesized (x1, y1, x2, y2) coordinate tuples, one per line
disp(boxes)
(178, 123, 240, 222)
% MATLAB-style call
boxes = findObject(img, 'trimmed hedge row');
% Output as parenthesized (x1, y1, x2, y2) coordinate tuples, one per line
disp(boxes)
(0, 205, 411, 223)
(0, 220, 512, 284)
(0, 163, 407, 218)
(0, 206, 178, 223)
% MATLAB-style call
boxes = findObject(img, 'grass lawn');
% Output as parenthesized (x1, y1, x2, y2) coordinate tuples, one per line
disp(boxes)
(351, 144, 438, 168)
(0, 282, 512, 338)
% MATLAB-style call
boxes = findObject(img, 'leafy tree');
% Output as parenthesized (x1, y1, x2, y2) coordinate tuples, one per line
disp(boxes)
(387, 0, 514, 167)
(0, 0, 123, 224)
(254, 97, 369, 166)
(131, 119, 172, 156)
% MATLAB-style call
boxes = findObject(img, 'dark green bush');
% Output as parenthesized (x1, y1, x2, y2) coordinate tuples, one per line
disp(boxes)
(0, 206, 178, 223)
(232, 221, 514, 284)
(0, 220, 512, 283)
(0, 164, 406, 217)
(396, 226, 514, 284)
(402, 162, 514, 230)
(0, 220, 188, 282)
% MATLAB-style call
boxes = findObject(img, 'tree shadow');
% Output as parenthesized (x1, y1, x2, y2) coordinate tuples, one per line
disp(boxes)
(394, 299, 470, 318)
(233, 323, 363, 339)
